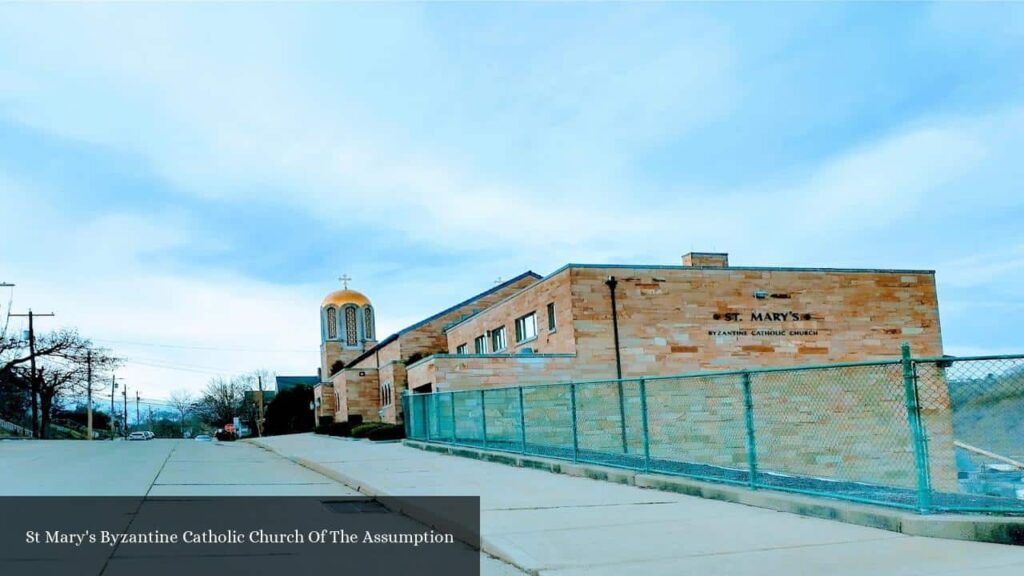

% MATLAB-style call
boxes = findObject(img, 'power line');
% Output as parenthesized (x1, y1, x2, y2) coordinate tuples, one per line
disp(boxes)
(120, 356, 243, 376)
(92, 338, 316, 354)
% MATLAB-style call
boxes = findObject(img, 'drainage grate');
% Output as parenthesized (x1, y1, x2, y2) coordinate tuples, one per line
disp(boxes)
(322, 499, 390, 514)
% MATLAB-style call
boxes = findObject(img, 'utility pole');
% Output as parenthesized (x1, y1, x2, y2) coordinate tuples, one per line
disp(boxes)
(122, 384, 128, 438)
(0, 283, 13, 340)
(9, 309, 55, 438)
(257, 375, 265, 437)
(135, 390, 140, 432)
(110, 375, 117, 440)
(86, 351, 93, 440)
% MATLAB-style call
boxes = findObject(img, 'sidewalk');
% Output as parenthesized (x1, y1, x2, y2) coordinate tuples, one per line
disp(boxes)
(253, 434, 1024, 575)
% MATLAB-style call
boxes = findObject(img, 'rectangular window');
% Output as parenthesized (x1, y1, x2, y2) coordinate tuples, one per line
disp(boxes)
(547, 302, 556, 331)
(515, 312, 537, 343)
(456, 343, 468, 355)
(474, 335, 487, 354)
(490, 326, 507, 352)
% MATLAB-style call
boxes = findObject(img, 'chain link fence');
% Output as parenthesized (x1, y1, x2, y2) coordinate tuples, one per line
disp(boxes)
(403, 347, 1024, 515)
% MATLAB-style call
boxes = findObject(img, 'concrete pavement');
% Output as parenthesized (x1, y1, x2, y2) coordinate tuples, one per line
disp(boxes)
(0, 439, 356, 496)
(255, 433, 1024, 576)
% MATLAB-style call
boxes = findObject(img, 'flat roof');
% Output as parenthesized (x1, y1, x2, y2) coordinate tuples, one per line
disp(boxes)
(444, 262, 936, 332)
(558, 263, 936, 275)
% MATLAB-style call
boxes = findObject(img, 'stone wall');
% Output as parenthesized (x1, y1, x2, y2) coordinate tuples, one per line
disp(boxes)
(336, 274, 540, 424)
(445, 268, 575, 355)
(346, 368, 379, 422)
(312, 383, 337, 426)
(409, 263, 956, 490)
(568, 266, 943, 374)
(378, 361, 407, 424)
(406, 354, 578, 392)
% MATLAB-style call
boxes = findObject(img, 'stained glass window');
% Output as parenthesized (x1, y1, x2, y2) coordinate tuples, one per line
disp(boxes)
(364, 306, 374, 340)
(345, 306, 358, 345)
(326, 307, 337, 339)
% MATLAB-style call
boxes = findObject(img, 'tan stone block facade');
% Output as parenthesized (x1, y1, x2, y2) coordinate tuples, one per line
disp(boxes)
(324, 273, 541, 425)
(404, 261, 955, 491)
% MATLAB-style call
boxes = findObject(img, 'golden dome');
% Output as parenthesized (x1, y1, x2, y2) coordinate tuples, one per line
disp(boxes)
(321, 289, 370, 308)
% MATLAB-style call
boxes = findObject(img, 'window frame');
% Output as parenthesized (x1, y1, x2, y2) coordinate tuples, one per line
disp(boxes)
(326, 306, 338, 339)
(547, 302, 557, 332)
(490, 326, 507, 353)
(474, 335, 487, 354)
(344, 305, 358, 346)
(456, 343, 468, 355)
(515, 312, 538, 344)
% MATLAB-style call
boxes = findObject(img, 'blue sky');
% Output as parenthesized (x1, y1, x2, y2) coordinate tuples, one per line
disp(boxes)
(1, 2, 1022, 398)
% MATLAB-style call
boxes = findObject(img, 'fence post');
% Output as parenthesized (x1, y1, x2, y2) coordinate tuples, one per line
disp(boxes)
(518, 387, 527, 453)
(901, 342, 933, 513)
(639, 378, 651, 474)
(425, 394, 432, 441)
(741, 371, 759, 490)
(403, 392, 412, 439)
(480, 389, 488, 448)
(570, 383, 579, 463)
(450, 391, 457, 444)
(617, 379, 628, 453)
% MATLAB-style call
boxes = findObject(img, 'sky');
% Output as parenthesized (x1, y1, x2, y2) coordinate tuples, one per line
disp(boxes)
(1, 2, 1022, 401)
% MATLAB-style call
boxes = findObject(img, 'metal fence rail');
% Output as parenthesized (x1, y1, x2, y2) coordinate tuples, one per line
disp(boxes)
(402, 345, 1024, 515)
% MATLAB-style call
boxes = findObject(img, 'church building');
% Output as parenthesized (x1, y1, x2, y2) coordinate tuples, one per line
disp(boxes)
(315, 252, 943, 426)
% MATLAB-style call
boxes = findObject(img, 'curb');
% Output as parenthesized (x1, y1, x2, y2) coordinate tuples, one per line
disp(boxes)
(249, 439, 524, 571)
(403, 439, 1024, 547)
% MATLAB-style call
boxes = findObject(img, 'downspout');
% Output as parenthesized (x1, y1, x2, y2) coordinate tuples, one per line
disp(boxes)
(605, 276, 628, 453)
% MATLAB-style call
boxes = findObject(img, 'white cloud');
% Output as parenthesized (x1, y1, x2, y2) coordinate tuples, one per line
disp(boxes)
(2, 3, 1023, 398)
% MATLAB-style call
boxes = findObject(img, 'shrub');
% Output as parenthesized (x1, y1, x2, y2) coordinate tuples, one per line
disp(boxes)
(349, 414, 364, 426)
(366, 424, 405, 441)
(350, 422, 388, 438)
(314, 424, 330, 435)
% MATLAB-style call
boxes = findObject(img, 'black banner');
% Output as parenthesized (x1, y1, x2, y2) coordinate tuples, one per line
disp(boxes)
(0, 496, 480, 576)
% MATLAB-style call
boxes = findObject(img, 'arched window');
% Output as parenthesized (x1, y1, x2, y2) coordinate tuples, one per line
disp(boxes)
(363, 306, 375, 340)
(345, 306, 358, 346)
(326, 307, 337, 339)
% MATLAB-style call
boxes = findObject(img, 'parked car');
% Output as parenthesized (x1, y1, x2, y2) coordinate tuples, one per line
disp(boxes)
(128, 431, 148, 441)
(143, 431, 155, 440)
(194, 434, 212, 442)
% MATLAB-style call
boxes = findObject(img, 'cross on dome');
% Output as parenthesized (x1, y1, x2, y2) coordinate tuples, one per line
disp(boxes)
(338, 274, 352, 289)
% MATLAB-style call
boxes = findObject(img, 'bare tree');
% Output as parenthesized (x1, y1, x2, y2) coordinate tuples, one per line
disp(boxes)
(193, 376, 248, 427)
(168, 389, 195, 436)
(30, 331, 118, 439)
(2, 329, 118, 437)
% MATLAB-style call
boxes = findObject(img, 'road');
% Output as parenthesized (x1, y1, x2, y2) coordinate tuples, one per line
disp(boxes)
(0, 439, 523, 575)
(0, 438, 357, 496)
